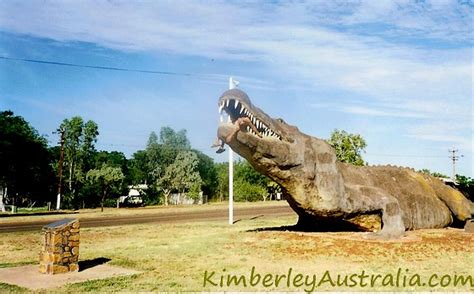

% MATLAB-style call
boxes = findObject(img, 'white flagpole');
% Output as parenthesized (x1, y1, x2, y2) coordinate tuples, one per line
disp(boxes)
(228, 77, 238, 225)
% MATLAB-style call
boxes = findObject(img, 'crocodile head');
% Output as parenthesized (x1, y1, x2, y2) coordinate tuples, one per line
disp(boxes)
(217, 89, 346, 215)
(217, 89, 301, 179)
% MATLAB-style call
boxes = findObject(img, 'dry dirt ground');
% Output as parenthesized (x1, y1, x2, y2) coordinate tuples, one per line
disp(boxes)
(0, 211, 472, 292)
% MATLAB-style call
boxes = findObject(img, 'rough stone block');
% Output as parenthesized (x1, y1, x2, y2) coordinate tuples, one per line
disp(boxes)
(52, 265, 69, 274)
(69, 263, 79, 272)
(39, 218, 80, 275)
(38, 264, 48, 274)
(68, 241, 80, 247)
(52, 234, 62, 246)
(53, 246, 64, 254)
(39, 252, 52, 263)
(69, 234, 80, 241)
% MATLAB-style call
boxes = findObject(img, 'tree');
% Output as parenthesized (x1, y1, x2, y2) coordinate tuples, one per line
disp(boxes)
(215, 160, 273, 202)
(327, 129, 367, 166)
(215, 162, 229, 202)
(418, 169, 449, 179)
(146, 131, 164, 184)
(86, 164, 124, 212)
(234, 179, 267, 202)
(235, 160, 269, 188)
(234, 160, 270, 202)
(128, 150, 148, 185)
(160, 126, 190, 149)
(0, 111, 55, 209)
(93, 150, 129, 195)
(455, 174, 473, 202)
(60, 116, 99, 206)
(193, 150, 218, 199)
(142, 127, 193, 205)
(158, 151, 202, 205)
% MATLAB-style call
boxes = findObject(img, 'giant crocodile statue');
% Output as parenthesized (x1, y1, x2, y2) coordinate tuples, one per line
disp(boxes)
(215, 89, 473, 237)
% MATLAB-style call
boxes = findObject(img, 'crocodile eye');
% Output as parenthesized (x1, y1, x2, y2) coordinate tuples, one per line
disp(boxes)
(277, 118, 287, 124)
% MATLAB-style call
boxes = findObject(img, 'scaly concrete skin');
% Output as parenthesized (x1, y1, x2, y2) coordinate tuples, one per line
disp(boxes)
(217, 89, 473, 237)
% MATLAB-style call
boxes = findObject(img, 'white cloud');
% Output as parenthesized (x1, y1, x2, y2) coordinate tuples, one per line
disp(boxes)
(408, 122, 472, 152)
(0, 0, 471, 156)
(341, 105, 428, 118)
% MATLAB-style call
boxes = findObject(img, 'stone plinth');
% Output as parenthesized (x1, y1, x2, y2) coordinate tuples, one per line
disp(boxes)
(39, 218, 80, 274)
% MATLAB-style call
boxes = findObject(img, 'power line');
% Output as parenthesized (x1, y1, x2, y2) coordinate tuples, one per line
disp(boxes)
(0, 56, 197, 77)
(366, 153, 448, 158)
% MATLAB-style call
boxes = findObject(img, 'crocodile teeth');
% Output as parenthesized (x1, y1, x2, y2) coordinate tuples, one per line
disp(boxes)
(219, 104, 224, 113)
(226, 100, 230, 107)
(235, 100, 239, 109)
(240, 107, 245, 114)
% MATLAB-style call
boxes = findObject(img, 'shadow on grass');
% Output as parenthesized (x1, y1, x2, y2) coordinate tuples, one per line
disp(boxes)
(247, 222, 367, 233)
(247, 224, 311, 233)
(233, 214, 266, 224)
(79, 257, 111, 272)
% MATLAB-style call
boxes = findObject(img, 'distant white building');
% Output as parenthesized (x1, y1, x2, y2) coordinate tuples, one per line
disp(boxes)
(118, 184, 147, 207)
(169, 192, 207, 205)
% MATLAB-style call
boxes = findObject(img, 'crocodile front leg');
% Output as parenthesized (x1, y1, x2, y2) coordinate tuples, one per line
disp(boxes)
(378, 197, 405, 237)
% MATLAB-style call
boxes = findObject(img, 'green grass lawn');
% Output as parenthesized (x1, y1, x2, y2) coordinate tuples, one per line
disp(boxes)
(0, 214, 472, 292)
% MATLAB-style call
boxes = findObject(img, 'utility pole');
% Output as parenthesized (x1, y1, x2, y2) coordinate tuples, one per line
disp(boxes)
(228, 77, 239, 225)
(448, 148, 463, 182)
(55, 127, 66, 210)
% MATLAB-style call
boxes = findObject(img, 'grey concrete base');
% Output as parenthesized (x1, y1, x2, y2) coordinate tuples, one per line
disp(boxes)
(0, 264, 140, 290)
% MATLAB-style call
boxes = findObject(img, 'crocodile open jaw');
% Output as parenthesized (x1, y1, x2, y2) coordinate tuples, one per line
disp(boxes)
(218, 91, 282, 140)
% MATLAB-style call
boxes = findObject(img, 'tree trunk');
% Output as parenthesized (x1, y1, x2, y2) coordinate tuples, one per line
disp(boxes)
(69, 160, 73, 191)
(101, 190, 106, 212)
(0, 186, 6, 213)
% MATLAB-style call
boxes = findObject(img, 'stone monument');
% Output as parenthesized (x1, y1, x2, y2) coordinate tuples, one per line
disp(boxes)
(39, 218, 80, 274)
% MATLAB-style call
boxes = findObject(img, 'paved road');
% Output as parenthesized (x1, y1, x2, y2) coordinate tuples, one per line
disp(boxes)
(0, 205, 295, 233)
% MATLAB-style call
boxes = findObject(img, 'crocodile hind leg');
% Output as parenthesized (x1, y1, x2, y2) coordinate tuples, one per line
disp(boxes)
(377, 197, 405, 238)
(345, 185, 406, 238)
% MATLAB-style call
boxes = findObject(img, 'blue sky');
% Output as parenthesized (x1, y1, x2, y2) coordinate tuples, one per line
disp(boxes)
(0, 0, 472, 177)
